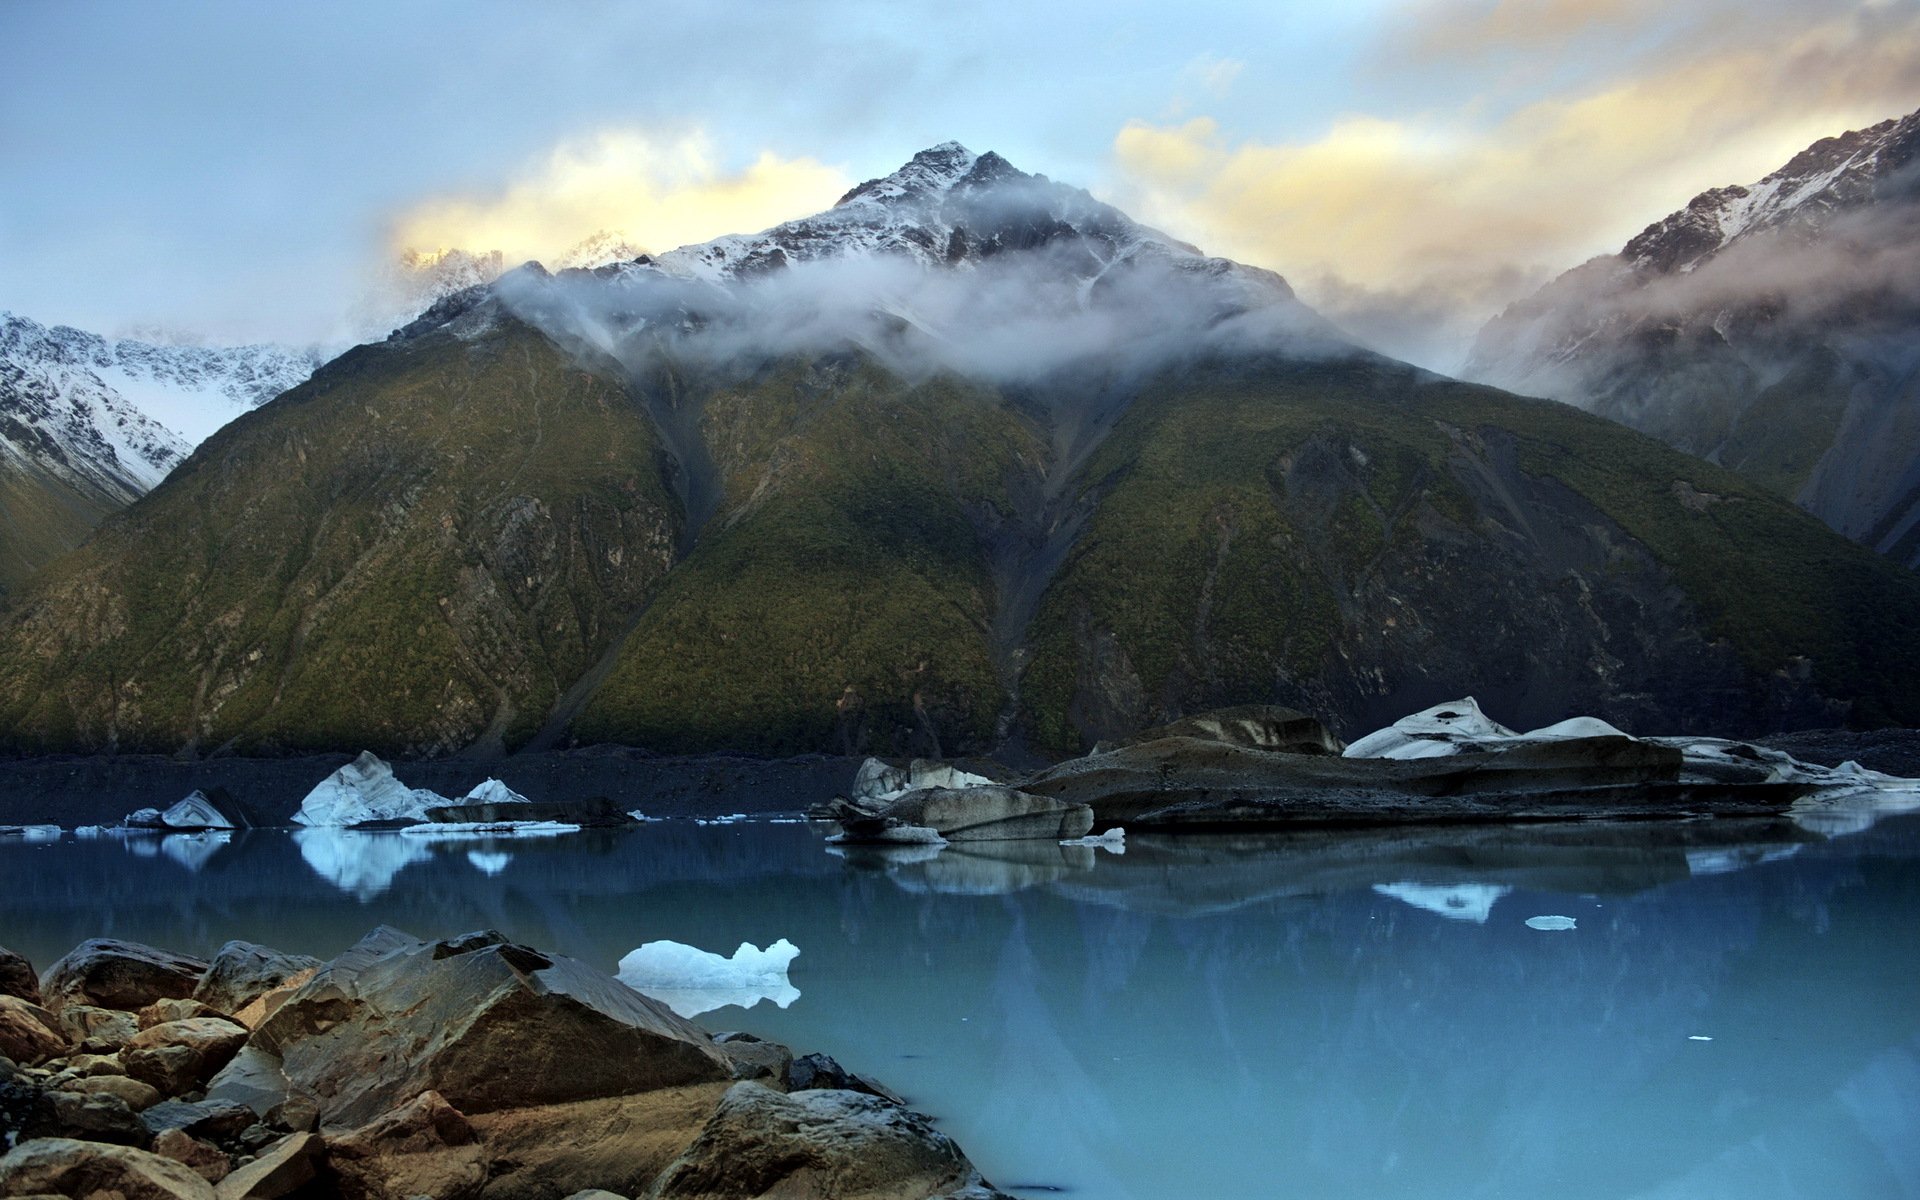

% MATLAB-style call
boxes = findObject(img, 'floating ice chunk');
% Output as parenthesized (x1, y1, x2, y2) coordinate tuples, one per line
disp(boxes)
(462, 778, 532, 805)
(1525, 915, 1578, 931)
(467, 850, 513, 876)
(1343, 698, 1518, 759)
(696, 813, 748, 826)
(159, 791, 237, 830)
(123, 807, 166, 829)
(74, 826, 106, 839)
(1061, 827, 1126, 853)
(294, 828, 433, 900)
(1375, 881, 1513, 923)
(1521, 716, 1631, 741)
(617, 938, 801, 1018)
(399, 820, 580, 839)
(293, 751, 452, 826)
(627, 810, 655, 822)
(1688, 1035, 1713, 1042)
(850, 757, 998, 804)
(1, 824, 62, 842)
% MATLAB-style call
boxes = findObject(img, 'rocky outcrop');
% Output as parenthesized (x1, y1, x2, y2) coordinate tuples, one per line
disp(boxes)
(0, 995, 63, 1065)
(0, 945, 42, 1005)
(192, 943, 323, 1018)
(123, 1018, 250, 1095)
(0, 1136, 216, 1199)
(41, 940, 210, 1015)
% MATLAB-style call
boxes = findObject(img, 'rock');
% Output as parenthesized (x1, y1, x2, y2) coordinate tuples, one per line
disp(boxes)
(246, 928, 730, 1129)
(0, 1137, 216, 1200)
(649, 1082, 1009, 1200)
(229, 970, 316, 1031)
(40, 939, 210, 1015)
(0, 996, 64, 1065)
(322, 1090, 486, 1200)
(140, 1099, 260, 1141)
(711, 1033, 792, 1084)
(469, 1087, 729, 1200)
(68, 1052, 128, 1077)
(0, 1083, 153, 1146)
(64, 1073, 164, 1110)
(153, 1128, 232, 1183)
(1095, 705, 1345, 755)
(825, 786, 1094, 843)
(123, 1018, 250, 1095)
(566, 1192, 632, 1200)
(193, 943, 323, 1019)
(0, 946, 43, 1006)
(212, 1131, 316, 1199)
(292, 752, 450, 827)
(140, 998, 227, 1028)
(784, 1053, 903, 1104)
(59, 1004, 141, 1051)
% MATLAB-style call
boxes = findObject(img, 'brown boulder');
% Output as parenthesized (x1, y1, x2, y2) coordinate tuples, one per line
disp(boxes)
(153, 1128, 232, 1183)
(63, 1073, 164, 1110)
(40, 940, 209, 1015)
(0, 996, 64, 1065)
(0, 1137, 215, 1200)
(0, 945, 42, 1006)
(213, 1131, 317, 1200)
(230, 969, 316, 1030)
(648, 1082, 1010, 1200)
(193, 943, 323, 1018)
(140, 997, 228, 1028)
(124, 1018, 250, 1096)
(59, 1004, 141, 1051)
(469, 1086, 729, 1200)
(322, 1090, 485, 1200)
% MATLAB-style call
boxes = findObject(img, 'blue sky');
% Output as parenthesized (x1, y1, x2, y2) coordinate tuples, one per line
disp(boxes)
(4, 0, 1915, 366)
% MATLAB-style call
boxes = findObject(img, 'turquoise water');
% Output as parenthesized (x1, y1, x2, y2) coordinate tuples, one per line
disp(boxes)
(4, 813, 1917, 1198)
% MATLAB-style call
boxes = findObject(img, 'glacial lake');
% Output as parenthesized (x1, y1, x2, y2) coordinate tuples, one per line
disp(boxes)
(4, 811, 1918, 1199)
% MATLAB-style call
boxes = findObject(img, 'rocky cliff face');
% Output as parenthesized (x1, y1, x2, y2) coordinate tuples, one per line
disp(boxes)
(1466, 108, 1920, 565)
(5, 145, 1919, 758)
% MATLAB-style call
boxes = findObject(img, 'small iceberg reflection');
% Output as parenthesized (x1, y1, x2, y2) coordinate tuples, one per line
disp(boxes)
(1373, 881, 1512, 923)
(293, 828, 433, 901)
(466, 850, 514, 876)
(159, 830, 230, 873)
(616, 938, 801, 1018)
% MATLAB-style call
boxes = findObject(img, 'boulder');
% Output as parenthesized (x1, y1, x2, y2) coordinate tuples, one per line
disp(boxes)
(153, 1128, 232, 1183)
(783, 1053, 903, 1104)
(0, 945, 42, 1006)
(321, 1090, 486, 1200)
(0, 996, 64, 1065)
(59, 1004, 141, 1051)
(140, 998, 227, 1028)
(0, 1081, 151, 1147)
(40, 939, 210, 1015)
(825, 786, 1093, 843)
(202, 1046, 313, 1130)
(648, 1082, 1010, 1200)
(468, 1087, 729, 1200)
(243, 928, 730, 1129)
(140, 1099, 260, 1141)
(123, 1018, 250, 1095)
(0, 1137, 215, 1200)
(193, 943, 323, 1018)
(711, 1033, 792, 1084)
(230, 969, 316, 1030)
(64, 1073, 164, 1111)
(212, 1131, 317, 1200)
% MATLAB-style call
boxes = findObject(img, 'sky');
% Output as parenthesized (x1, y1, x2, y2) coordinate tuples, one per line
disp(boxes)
(3, 0, 1917, 370)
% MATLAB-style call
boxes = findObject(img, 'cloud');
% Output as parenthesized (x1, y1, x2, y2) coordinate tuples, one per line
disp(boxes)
(387, 130, 851, 266)
(1106, 4, 1920, 370)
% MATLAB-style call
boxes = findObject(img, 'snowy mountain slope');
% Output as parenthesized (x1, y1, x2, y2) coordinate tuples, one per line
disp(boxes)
(0, 312, 320, 592)
(1465, 107, 1920, 566)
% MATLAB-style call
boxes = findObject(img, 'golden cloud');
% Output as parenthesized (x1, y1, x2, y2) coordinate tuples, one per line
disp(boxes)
(389, 131, 850, 264)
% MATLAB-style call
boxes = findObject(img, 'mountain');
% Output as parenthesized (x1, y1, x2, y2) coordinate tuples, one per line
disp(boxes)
(0, 312, 320, 596)
(4, 144, 1920, 759)
(1466, 108, 1920, 565)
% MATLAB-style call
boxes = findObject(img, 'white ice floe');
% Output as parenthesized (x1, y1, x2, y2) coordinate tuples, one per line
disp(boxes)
(1061, 827, 1127, 853)
(616, 938, 802, 1018)
(466, 850, 513, 876)
(462, 778, 532, 806)
(1689, 1035, 1714, 1042)
(122, 807, 165, 829)
(1374, 881, 1513, 923)
(1525, 915, 1578, 931)
(293, 828, 433, 900)
(850, 757, 999, 803)
(695, 813, 748, 826)
(74, 826, 105, 838)
(1, 824, 62, 842)
(160, 792, 237, 830)
(1343, 698, 1520, 760)
(293, 752, 454, 826)
(399, 821, 580, 839)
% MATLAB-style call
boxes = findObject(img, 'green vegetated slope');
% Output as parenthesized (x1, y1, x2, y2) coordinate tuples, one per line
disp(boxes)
(573, 357, 1045, 756)
(0, 320, 682, 755)
(0, 459, 128, 603)
(1019, 355, 1920, 753)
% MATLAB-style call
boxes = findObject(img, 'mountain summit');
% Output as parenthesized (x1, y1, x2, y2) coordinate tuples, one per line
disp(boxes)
(5, 144, 1920, 758)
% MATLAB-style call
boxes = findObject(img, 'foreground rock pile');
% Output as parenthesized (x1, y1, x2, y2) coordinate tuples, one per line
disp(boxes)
(0, 934, 1007, 1199)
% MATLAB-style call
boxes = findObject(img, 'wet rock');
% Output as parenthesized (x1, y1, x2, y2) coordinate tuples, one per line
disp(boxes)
(0, 1136, 215, 1199)
(41, 939, 210, 1015)
(59, 1003, 141, 1051)
(0, 946, 43, 1006)
(193, 943, 323, 1021)
(0, 996, 64, 1065)
(68, 1051, 128, 1077)
(322, 1090, 485, 1200)
(649, 1082, 1010, 1200)
(63, 1073, 164, 1111)
(153, 1128, 232, 1183)
(140, 1099, 260, 1141)
(123, 1018, 250, 1095)
(712, 1032, 792, 1084)
(0, 1081, 152, 1147)
(826, 786, 1093, 843)
(211, 1130, 316, 1199)
(229, 969, 316, 1031)
(247, 928, 730, 1129)
(783, 1053, 904, 1104)
(140, 998, 227, 1028)
(469, 1087, 728, 1200)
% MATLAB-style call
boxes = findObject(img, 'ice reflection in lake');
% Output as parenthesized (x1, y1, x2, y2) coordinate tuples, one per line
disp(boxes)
(4, 808, 1918, 1199)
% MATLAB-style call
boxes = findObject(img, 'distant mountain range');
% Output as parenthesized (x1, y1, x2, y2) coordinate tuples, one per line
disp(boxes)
(1468, 106, 1920, 565)
(4, 142, 1917, 759)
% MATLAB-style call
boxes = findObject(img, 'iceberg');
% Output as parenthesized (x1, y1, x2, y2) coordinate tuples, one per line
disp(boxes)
(157, 790, 240, 830)
(0, 824, 62, 842)
(1525, 915, 1578, 931)
(399, 820, 581, 839)
(1374, 881, 1512, 923)
(616, 938, 801, 1019)
(293, 751, 454, 826)
(850, 757, 1000, 804)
